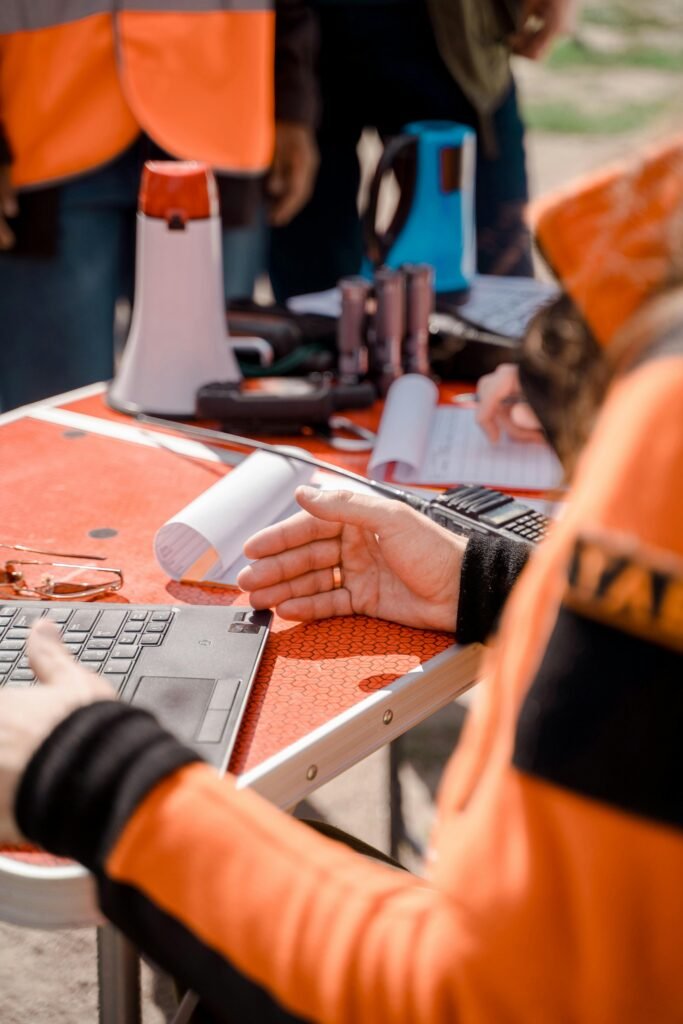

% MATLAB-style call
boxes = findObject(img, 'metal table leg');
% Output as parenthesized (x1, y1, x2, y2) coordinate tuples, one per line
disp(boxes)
(389, 736, 406, 860)
(97, 924, 141, 1024)
(389, 736, 424, 862)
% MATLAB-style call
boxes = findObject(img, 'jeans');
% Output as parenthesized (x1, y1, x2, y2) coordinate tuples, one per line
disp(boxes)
(270, 0, 532, 302)
(0, 142, 263, 411)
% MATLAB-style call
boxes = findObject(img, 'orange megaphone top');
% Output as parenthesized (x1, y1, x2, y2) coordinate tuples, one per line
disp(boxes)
(139, 161, 218, 224)
(531, 135, 683, 347)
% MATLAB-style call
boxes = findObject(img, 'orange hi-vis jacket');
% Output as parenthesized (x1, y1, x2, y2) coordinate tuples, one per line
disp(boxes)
(16, 333, 683, 1022)
(0, 2, 275, 189)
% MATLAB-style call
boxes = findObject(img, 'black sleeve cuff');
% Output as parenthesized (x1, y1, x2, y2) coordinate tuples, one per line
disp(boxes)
(455, 533, 531, 644)
(15, 702, 201, 872)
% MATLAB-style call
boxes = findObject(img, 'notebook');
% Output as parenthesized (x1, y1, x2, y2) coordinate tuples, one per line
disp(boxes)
(369, 375, 563, 491)
(0, 601, 271, 773)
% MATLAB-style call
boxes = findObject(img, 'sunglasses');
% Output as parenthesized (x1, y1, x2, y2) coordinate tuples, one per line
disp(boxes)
(0, 543, 123, 601)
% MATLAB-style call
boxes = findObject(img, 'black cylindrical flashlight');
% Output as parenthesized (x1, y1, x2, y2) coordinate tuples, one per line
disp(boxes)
(337, 276, 370, 383)
(402, 263, 433, 376)
(372, 267, 405, 396)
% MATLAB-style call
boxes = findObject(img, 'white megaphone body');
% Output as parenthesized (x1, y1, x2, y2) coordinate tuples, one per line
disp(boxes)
(109, 161, 242, 417)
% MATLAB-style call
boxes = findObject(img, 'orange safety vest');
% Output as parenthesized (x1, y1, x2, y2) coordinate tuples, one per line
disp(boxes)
(0, 2, 275, 189)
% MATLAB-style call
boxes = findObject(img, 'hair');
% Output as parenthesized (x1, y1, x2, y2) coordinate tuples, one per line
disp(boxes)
(518, 293, 609, 476)
(519, 281, 683, 477)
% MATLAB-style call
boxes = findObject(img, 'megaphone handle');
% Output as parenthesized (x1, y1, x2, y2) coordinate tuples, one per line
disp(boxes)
(230, 336, 274, 367)
(364, 134, 415, 267)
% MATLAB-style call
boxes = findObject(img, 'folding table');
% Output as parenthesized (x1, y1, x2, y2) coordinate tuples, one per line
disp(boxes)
(0, 383, 483, 1022)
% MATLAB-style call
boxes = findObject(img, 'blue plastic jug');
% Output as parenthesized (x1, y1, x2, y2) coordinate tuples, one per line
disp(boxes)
(364, 121, 476, 294)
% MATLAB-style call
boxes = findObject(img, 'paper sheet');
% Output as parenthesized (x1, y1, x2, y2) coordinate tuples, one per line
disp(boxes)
(369, 375, 563, 491)
(154, 450, 375, 587)
(287, 287, 342, 318)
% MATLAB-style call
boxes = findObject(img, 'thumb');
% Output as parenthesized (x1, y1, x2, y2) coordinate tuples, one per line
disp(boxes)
(0, 169, 18, 218)
(0, 218, 15, 250)
(1, 191, 18, 218)
(27, 619, 77, 685)
(266, 161, 287, 198)
(510, 402, 542, 431)
(295, 485, 412, 535)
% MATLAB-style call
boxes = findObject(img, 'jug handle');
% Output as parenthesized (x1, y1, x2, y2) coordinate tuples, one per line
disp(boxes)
(363, 134, 416, 268)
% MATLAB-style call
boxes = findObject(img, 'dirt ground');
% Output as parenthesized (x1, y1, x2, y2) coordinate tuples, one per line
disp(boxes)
(1, 5, 682, 1020)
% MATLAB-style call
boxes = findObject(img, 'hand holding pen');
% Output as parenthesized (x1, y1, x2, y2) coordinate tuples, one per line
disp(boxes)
(452, 364, 544, 444)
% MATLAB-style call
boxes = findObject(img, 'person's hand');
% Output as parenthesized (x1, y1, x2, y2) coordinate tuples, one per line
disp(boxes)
(475, 363, 544, 444)
(237, 486, 467, 632)
(509, 0, 580, 59)
(0, 165, 18, 250)
(0, 620, 114, 843)
(267, 121, 319, 227)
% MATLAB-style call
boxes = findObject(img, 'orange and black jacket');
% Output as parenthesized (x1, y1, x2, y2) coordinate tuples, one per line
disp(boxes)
(15, 327, 683, 1021)
(0, 0, 317, 253)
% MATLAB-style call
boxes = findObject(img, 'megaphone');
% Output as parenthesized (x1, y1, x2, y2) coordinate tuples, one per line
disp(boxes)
(109, 161, 241, 417)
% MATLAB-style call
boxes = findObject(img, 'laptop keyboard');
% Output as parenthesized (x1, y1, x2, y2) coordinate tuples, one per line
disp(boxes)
(458, 291, 550, 338)
(0, 604, 174, 692)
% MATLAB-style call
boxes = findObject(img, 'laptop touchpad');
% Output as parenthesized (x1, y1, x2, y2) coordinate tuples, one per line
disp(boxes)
(132, 676, 215, 743)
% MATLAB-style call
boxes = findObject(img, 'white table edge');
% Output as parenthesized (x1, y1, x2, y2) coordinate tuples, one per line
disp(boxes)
(0, 642, 482, 928)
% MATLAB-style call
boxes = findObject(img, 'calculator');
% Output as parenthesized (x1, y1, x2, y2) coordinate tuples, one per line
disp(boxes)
(425, 484, 551, 544)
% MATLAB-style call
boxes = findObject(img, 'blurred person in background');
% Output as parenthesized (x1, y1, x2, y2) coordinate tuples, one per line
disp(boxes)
(0, 1, 318, 411)
(1, 135, 682, 1023)
(269, 0, 579, 300)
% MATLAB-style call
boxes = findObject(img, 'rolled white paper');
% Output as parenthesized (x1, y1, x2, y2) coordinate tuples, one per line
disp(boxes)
(154, 450, 316, 586)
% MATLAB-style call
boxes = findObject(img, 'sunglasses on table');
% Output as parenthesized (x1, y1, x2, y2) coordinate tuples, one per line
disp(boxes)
(0, 543, 124, 601)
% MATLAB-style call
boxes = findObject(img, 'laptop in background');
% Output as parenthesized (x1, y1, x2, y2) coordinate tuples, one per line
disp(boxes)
(442, 274, 559, 340)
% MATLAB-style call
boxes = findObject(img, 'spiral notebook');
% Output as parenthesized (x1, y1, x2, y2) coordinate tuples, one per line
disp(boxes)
(368, 375, 563, 492)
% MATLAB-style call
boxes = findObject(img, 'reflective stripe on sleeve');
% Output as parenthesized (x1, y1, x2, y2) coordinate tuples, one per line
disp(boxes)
(0, 0, 107, 33)
(0, 0, 270, 33)
(513, 604, 683, 830)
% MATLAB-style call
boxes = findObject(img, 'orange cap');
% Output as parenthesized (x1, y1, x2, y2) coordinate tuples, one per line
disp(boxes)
(139, 161, 218, 224)
(530, 136, 683, 347)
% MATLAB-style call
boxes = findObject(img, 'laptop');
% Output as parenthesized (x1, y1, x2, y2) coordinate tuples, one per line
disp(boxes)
(439, 274, 559, 340)
(0, 602, 272, 773)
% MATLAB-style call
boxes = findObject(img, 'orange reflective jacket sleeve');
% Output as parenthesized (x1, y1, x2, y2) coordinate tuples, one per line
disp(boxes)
(15, 352, 683, 1022)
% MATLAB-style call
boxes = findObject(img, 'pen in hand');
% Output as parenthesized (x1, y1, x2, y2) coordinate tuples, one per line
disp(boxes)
(450, 391, 526, 409)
